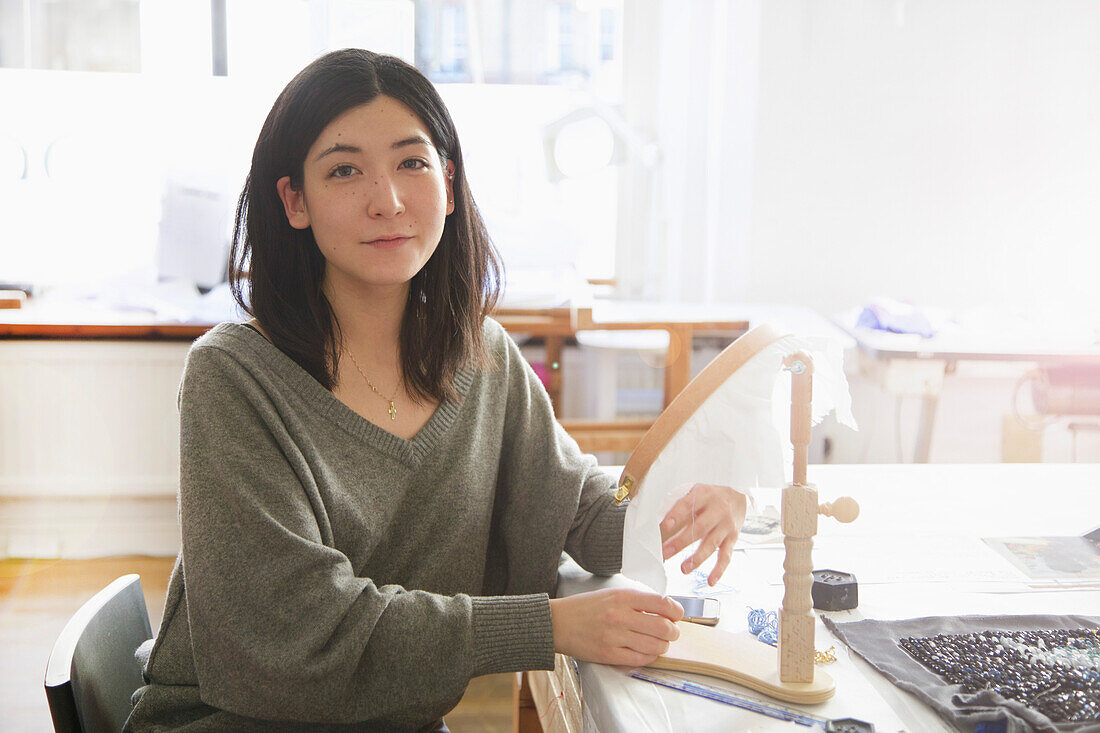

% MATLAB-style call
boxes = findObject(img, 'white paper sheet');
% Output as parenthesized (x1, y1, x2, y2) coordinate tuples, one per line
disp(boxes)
(743, 533, 1027, 586)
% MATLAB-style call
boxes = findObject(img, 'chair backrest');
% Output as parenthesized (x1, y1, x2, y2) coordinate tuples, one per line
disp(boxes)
(44, 574, 153, 733)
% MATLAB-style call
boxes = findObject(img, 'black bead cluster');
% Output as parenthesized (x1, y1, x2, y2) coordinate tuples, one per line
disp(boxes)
(898, 628, 1100, 723)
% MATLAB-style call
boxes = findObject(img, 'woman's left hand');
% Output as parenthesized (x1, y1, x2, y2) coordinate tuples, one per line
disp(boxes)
(659, 484, 748, 586)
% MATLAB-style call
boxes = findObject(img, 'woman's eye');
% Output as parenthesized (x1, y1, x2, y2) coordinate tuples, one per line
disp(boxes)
(329, 164, 358, 179)
(399, 158, 428, 170)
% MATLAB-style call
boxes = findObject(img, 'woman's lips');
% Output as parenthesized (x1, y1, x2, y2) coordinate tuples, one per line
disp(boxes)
(364, 236, 411, 250)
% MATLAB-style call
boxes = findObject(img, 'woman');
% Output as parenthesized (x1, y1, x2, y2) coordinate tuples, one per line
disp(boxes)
(126, 48, 746, 731)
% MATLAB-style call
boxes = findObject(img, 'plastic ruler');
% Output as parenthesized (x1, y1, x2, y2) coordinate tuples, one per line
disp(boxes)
(629, 668, 830, 728)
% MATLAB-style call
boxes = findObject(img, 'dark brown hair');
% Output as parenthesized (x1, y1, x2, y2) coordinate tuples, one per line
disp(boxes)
(229, 48, 503, 402)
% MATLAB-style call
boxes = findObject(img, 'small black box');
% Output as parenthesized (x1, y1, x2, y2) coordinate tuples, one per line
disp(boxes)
(812, 568, 858, 611)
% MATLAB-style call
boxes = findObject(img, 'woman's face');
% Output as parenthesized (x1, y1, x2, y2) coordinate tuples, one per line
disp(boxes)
(276, 95, 454, 299)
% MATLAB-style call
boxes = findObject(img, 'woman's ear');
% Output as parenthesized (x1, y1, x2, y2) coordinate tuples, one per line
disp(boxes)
(444, 160, 455, 216)
(276, 176, 311, 230)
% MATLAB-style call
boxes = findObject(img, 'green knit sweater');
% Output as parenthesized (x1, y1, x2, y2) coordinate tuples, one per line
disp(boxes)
(124, 319, 625, 731)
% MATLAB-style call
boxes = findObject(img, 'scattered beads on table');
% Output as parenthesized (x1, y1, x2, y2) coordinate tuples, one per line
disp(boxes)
(899, 628, 1100, 723)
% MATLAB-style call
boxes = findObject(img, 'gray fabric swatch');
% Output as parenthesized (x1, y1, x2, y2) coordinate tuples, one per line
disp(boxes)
(822, 614, 1100, 733)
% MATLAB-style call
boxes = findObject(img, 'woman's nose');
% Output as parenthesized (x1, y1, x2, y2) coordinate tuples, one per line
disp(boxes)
(367, 175, 404, 218)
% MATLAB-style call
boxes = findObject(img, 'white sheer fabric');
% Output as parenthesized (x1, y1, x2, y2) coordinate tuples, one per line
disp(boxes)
(622, 333, 856, 593)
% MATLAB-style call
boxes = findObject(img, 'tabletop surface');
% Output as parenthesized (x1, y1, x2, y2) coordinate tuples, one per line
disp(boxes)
(834, 309, 1100, 363)
(2, 295, 852, 345)
(559, 462, 1100, 732)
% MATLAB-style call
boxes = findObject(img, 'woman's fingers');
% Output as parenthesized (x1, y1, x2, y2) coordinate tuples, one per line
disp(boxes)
(618, 631, 672, 659)
(706, 537, 736, 586)
(681, 522, 725, 573)
(618, 614, 681, 660)
(662, 506, 722, 560)
(628, 610, 681, 643)
(629, 592, 685, 624)
(660, 484, 748, 570)
(609, 647, 662, 668)
(659, 490, 698, 544)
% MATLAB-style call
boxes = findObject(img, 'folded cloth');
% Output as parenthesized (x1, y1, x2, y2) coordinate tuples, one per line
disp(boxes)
(856, 299, 936, 338)
(822, 614, 1100, 733)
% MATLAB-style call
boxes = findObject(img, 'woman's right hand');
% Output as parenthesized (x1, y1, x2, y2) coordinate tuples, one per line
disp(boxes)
(549, 589, 684, 667)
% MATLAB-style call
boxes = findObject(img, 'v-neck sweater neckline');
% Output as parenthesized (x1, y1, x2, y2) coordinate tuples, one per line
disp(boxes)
(214, 322, 474, 468)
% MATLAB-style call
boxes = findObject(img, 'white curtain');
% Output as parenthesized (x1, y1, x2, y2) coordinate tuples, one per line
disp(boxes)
(615, 0, 761, 303)
(619, 0, 1100, 318)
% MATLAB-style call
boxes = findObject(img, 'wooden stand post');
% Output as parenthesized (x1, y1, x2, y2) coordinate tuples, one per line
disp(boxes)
(643, 332, 859, 704)
(779, 353, 817, 683)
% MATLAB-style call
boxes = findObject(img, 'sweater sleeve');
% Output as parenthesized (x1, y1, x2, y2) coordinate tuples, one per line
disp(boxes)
(493, 322, 627, 578)
(176, 344, 551, 725)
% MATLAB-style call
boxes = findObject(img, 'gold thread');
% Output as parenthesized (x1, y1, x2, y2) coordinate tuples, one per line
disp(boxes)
(346, 350, 398, 421)
(814, 646, 837, 665)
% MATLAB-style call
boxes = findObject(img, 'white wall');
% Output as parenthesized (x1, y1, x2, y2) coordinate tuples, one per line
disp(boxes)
(0, 341, 188, 558)
(744, 0, 1100, 316)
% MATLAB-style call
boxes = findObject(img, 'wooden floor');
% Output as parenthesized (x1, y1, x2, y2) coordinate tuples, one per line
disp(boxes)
(1, 556, 514, 732)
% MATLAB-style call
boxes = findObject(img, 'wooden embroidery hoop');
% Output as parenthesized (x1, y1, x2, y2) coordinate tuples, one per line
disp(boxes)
(615, 324, 859, 705)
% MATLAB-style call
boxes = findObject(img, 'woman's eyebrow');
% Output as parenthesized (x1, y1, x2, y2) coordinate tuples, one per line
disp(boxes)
(390, 134, 433, 151)
(314, 143, 360, 162)
(314, 135, 432, 162)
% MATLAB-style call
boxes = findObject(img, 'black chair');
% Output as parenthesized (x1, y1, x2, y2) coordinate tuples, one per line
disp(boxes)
(44, 574, 152, 733)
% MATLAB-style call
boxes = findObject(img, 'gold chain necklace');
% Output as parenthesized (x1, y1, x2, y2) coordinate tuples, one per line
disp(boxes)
(345, 350, 397, 421)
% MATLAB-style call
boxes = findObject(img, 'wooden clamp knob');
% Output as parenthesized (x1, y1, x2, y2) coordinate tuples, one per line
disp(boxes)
(818, 496, 859, 523)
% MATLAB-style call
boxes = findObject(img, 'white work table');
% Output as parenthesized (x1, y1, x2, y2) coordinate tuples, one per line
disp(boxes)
(833, 313, 1100, 463)
(541, 463, 1100, 732)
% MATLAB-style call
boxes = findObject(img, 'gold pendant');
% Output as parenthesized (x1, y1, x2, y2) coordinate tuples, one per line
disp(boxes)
(388, 401, 397, 420)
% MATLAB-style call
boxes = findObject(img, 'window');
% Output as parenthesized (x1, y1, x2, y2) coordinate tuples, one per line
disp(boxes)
(552, 2, 576, 74)
(416, 2, 468, 80)
(599, 8, 615, 62)
(0, 0, 141, 72)
(414, 0, 620, 86)
(1, 0, 626, 288)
